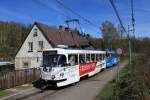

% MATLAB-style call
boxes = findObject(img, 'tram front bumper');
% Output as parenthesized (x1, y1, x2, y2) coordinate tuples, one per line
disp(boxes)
(41, 79, 67, 86)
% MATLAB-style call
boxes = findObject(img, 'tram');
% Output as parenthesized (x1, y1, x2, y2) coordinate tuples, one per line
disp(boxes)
(37, 48, 106, 87)
(105, 50, 119, 68)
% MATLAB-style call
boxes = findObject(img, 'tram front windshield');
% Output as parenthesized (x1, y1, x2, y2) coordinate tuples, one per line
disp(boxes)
(43, 54, 67, 67)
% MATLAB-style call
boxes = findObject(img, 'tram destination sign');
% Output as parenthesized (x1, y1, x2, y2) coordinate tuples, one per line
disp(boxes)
(43, 51, 57, 55)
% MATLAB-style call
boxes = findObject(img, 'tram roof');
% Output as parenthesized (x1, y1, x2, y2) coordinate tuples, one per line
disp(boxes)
(43, 48, 105, 54)
(106, 50, 115, 54)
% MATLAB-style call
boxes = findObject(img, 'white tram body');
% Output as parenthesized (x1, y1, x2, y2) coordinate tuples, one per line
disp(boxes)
(40, 48, 106, 87)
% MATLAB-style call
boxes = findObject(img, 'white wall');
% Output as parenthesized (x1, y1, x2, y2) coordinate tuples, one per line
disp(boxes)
(15, 25, 52, 69)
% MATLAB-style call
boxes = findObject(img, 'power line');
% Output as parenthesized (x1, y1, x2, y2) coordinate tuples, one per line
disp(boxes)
(109, 0, 128, 36)
(55, 0, 100, 29)
(32, 0, 100, 35)
(32, 0, 72, 19)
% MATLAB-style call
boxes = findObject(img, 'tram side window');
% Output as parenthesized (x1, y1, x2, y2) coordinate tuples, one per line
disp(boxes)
(79, 54, 85, 64)
(58, 55, 67, 67)
(103, 54, 106, 60)
(86, 54, 90, 63)
(68, 55, 78, 66)
(96, 54, 99, 61)
(101, 54, 104, 60)
(96, 54, 101, 61)
(91, 54, 96, 62)
(98, 54, 102, 61)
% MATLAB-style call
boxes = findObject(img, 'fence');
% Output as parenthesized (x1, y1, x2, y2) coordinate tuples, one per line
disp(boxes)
(0, 68, 40, 89)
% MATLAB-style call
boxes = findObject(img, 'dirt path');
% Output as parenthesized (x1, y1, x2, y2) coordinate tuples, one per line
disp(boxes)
(0, 60, 128, 100)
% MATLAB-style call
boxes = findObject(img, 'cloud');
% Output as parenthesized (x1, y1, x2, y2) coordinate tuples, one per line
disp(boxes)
(135, 7, 150, 12)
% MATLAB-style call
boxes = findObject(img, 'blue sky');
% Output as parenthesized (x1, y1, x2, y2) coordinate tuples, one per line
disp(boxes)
(0, 0, 149, 38)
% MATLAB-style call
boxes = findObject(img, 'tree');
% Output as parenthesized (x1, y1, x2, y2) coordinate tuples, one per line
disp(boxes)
(100, 21, 120, 40)
(0, 21, 31, 60)
(100, 21, 131, 51)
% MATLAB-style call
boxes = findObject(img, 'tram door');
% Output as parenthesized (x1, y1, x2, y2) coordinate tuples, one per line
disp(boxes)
(67, 54, 79, 82)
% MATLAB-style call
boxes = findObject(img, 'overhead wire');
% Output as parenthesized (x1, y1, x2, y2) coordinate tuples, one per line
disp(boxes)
(55, 0, 100, 29)
(32, 0, 100, 36)
(32, 0, 72, 20)
(109, 0, 128, 36)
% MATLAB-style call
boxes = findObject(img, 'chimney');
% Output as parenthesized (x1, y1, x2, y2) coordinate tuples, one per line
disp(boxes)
(59, 25, 63, 30)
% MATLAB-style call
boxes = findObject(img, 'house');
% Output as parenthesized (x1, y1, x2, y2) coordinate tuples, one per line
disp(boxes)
(15, 22, 90, 69)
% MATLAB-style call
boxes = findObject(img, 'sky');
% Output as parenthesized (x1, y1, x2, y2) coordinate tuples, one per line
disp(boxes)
(0, 0, 149, 38)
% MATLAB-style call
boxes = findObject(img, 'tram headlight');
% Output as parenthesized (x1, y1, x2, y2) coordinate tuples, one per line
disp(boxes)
(60, 73, 64, 77)
(51, 75, 55, 79)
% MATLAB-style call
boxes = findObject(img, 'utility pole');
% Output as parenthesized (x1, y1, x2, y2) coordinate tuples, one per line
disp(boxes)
(127, 0, 135, 64)
(131, 0, 135, 36)
(128, 25, 132, 64)
(109, 0, 133, 65)
(131, 0, 135, 61)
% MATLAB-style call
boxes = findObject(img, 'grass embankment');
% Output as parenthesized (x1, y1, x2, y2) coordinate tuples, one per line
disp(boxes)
(96, 54, 150, 100)
(95, 64, 129, 100)
(0, 90, 9, 97)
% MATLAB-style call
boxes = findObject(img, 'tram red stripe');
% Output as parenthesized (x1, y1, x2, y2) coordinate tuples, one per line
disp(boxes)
(79, 62, 96, 76)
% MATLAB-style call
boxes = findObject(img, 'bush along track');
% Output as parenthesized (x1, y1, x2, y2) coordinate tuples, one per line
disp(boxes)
(95, 54, 150, 100)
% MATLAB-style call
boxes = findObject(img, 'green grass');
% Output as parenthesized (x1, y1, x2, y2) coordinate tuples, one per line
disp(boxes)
(100, 80, 114, 99)
(0, 90, 9, 97)
(118, 65, 129, 79)
(96, 65, 129, 100)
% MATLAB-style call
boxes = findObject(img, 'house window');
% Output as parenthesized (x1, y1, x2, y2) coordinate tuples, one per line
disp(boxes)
(33, 28, 38, 37)
(37, 57, 39, 62)
(23, 62, 29, 68)
(28, 42, 33, 52)
(38, 41, 44, 51)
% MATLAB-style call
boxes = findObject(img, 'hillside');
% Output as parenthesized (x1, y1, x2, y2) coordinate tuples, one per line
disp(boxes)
(0, 21, 31, 60)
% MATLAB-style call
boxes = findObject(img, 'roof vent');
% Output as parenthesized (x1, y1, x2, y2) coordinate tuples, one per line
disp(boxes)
(65, 27, 70, 31)
(57, 45, 68, 49)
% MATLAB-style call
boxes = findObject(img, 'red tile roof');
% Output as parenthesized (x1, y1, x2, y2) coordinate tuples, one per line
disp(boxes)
(36, 22, 90, 48)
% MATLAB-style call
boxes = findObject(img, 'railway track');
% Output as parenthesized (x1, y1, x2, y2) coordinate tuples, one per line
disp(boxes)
(0, 72, 110, 100)
(0, 87, 57, 100)
(0, 83, 76, 100)
(0, 60, 128, 100)
(0, 76, 99, 100)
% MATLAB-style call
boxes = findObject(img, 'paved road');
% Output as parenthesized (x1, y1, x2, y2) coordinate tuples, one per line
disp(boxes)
(1, 60, 128, 100)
